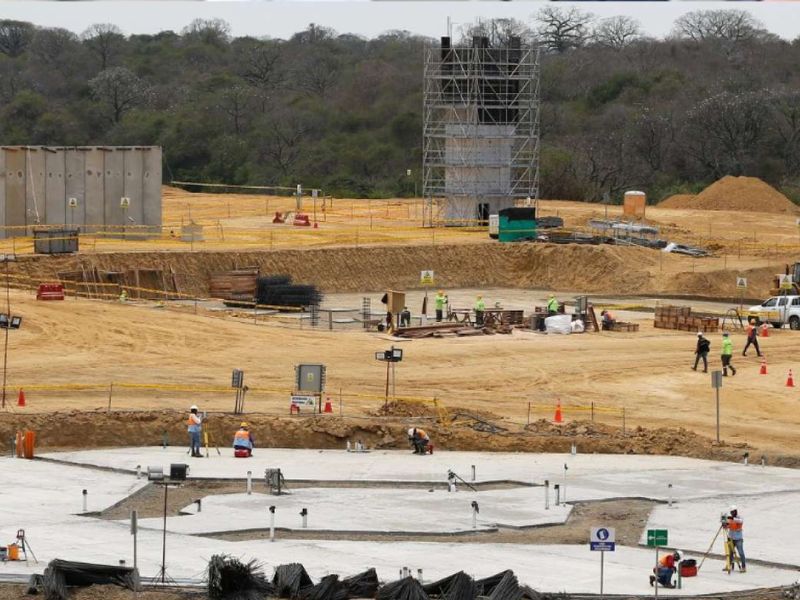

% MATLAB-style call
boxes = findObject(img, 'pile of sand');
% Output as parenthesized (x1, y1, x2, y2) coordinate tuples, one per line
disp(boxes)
(659, 176, 798, 214)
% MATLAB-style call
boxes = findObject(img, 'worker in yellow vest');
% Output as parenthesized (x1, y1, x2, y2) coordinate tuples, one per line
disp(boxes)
(434, 290, 448, 322)
(475, 295, 486, 326)
(547, 294, 559, 315)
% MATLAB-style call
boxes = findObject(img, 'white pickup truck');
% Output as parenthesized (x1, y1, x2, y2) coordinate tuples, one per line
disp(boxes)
(747, 295, 800, 330)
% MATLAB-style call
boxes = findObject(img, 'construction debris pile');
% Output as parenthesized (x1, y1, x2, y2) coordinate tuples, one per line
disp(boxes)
(26, 559, 140, 600)
(654, 304, 720, 332)
(205, 558, 544, 600)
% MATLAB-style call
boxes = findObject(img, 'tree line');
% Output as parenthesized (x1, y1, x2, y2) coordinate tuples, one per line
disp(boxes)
(1, 9, 799, 202)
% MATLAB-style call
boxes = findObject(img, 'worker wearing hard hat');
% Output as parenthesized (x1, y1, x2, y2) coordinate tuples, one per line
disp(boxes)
(407, 427, 431, 455)
(233, 422, 255, 457)
(650, 549, 682, 588)
(721, 332, 737, 376)
(434, 290, 448, 322)
(723, 505, 746, 572)
(693, 332, 711, 373)
(187, 405, 203, 458)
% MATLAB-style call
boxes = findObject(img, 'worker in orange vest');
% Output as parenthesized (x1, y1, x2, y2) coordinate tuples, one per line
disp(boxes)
(742, 319, 762, 357)
(232, 422, 255, 457)
(187, 405, 203, 457)
(650, 550, 682, 588)
(723, 505, 746, 572)
(407, 427, 431, 455)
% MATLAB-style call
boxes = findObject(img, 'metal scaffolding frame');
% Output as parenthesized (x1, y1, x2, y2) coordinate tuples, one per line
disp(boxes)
(422, 37, 541, 226)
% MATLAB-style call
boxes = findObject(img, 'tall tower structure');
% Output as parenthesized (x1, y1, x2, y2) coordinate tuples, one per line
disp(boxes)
(422, 36, 541, 226)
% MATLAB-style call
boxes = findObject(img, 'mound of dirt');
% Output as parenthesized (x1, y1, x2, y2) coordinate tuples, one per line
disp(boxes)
(371, 400, 436, 418)
(660, 176, 797, 214)
(658, 194, 696, 209)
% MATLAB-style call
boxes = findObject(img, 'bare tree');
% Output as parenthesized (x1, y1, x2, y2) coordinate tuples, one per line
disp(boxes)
(672, 9, 767, 44)
(683, 91, 769, 177)
(214, 85, 254, 136)
(292, 48, 340, 97)
(769, 91, 800, 177)
(82, 23, 125, 70)
(259, 115, 311, 175)
(89, 67, 149, 123)
(0, 20, 35, 57)
(459, 18, 532, 47)
(290, 23, 337, 45)
(239, 40, 286, 111)
(593, 16, 642, 51)
(181, 18, 231, 47)
(535, 6, 594, 53)
(631, 108, 674, 172)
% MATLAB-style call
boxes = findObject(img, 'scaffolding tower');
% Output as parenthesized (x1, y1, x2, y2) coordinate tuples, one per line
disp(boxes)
(422, 36, 541, 226)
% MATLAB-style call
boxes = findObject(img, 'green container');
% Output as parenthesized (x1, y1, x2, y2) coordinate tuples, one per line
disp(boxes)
(498, 208, 537, 242)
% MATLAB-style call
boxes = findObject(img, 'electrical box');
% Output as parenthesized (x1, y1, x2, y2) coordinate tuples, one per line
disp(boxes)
(295, 364, 326, 393)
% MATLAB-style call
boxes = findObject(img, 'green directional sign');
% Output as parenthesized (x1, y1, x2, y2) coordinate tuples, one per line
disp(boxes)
(647, 529, 668, 547)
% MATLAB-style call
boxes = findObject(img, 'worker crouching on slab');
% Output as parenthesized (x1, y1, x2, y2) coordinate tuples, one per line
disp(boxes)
(650, 550, 682, 588)
(233, 422, 255, 457)
(187, 404, 203, 458)
(407, 427, 432, 455)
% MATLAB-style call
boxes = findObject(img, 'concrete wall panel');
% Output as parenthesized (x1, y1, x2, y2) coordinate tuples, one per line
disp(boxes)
(123, 150, 145, 230)
(84, 148, 105, 232)
(142, 147, 162, 229)
(65, 150, 86, 229)
(0, 149, 5, 238)
(103, 149, 125, 231)
(25, 148, 46, 228)
(5, 150, 26, 237)
(45, 149, 66, 226)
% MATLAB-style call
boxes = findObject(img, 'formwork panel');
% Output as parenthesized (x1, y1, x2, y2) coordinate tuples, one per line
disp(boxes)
(84, 148, 105, 232)
(45, 149, 67, 227)
(0, 149, 5, 238)
(103, 149, 125, 232)
(65, 150, 86, 229)
(142, 147, 162, 229)
(26, 148, 46, 228)
(123, 150, 145, 229)
(5, 149, 26, 238)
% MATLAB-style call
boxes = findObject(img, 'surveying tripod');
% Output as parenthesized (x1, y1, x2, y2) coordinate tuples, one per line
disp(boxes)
(202, 419, 221, 457)
(723, 531, 744, 574)
(13, 529, 38, 564)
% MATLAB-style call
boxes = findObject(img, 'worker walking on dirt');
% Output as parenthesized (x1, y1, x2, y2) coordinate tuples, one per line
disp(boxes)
(650, 550, 682, 588)
(693, 332, 711, 373)
(233, 422, 255, 457)
(547, 294, 559, 316)
(723, 505, 746, 572)
(435, 291, 448, 322)
(742, 319, 762, 357)
(187, 405, 203, 457)
(474, 295, 486, 326)
(721, 332, 737, 376)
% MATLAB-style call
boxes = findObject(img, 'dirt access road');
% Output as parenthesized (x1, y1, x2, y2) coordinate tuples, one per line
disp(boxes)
(2, 286, 800, 458)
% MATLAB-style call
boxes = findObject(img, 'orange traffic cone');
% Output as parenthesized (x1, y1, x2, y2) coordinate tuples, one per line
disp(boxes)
(323, 396, 333, 413)
(787, 369, 795, 388)
(760, 357, 767, 375)
(17, 389, 25, 407)
(554, 400, 563, 424)
(761, 323, 769, 338)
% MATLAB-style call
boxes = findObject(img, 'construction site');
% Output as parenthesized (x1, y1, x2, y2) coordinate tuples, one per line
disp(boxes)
(3, 33, 800, 600)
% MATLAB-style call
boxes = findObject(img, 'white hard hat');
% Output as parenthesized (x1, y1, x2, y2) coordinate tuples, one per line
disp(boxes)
(697, 332, 703, 337)
(407, 428, 415, 437)
(729, 505, 738, 513)
(190, 405, 198, 411)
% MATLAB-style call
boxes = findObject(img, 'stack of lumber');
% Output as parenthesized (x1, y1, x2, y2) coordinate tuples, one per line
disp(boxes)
(209, 268, 258, 302)
(394, 323, 474, 339)
(654, 304, 719, 332)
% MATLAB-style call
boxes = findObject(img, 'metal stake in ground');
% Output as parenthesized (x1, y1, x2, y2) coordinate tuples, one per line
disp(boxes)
(711, 370, 723, 443)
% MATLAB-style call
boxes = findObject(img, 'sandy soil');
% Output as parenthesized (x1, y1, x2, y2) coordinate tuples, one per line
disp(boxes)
(1, 286, 799, 456)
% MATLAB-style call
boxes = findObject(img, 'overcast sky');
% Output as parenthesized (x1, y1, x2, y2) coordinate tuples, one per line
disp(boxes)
(3, 1, 800, 41)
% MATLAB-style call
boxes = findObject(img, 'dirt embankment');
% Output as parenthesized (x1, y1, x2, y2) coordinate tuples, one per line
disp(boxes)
(660, 176, 798, 214)
(5, 242, 781, 299)
(3, 410, 798, 467)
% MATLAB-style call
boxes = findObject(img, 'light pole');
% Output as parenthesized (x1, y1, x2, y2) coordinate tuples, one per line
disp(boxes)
(406, 169, 416, 198)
